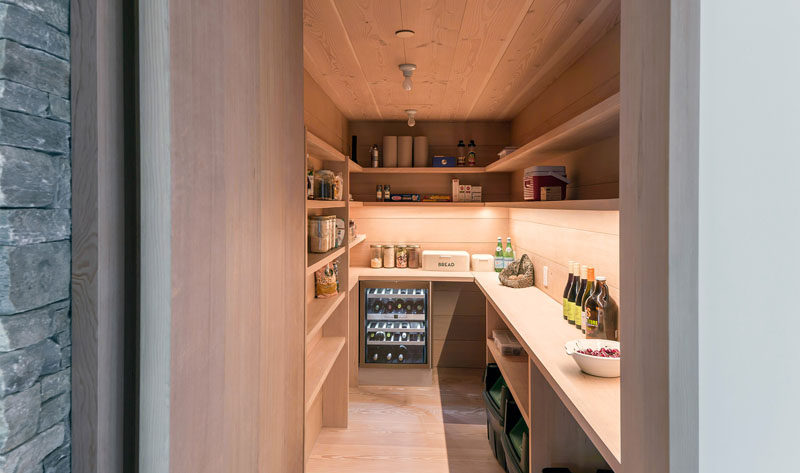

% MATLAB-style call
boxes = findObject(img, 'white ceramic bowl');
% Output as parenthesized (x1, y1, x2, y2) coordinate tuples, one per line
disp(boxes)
(565, 339, 620, 378)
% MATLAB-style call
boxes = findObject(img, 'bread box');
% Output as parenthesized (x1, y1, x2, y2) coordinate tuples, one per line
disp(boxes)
(471, 254, 495, 272)
(421, 250, 470, 272)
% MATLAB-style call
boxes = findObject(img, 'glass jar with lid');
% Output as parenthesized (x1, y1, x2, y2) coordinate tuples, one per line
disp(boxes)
(370, 245, 383, 268)
(407, 244, 420, 268)
(308, 215, 334, 253)
(395, 244, 408, 268)
(382, 244, 396, 268)
(314, 170, 335, 200)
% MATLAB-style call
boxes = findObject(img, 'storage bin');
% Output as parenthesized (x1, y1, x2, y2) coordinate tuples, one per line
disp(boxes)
(483, 363, 508, 471)
(421, 250, 470, 272)
(523, 166, 568, 201)
(501, 396, 529, 473)
(471, 254, 495, 272)
(492, 329, 524, 356)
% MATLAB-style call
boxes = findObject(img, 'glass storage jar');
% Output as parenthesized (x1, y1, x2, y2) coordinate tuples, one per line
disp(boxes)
(382, 244, 396, 268)
(370, 245, 383, 268)
(395, 244, 408, 268)
(407, 244, 420, 268)
(314, 170, 335, 200)
(308, 215, 334, 253)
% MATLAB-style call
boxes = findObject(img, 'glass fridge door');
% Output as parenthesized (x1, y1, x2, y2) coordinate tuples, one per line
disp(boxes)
(363, 287, 428, 365)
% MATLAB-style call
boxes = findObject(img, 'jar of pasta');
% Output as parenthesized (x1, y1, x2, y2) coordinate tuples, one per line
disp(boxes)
(395, 244, 408, 268)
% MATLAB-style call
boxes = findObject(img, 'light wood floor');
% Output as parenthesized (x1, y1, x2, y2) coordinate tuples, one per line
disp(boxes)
(307, 368, 505, 473)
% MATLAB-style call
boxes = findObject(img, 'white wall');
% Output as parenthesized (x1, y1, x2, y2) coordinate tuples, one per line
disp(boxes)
(699, 1, 800, 470)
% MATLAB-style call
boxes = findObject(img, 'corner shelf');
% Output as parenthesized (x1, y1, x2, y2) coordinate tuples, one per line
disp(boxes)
(307, 200, 346, 210)
(306, 131, 347, 162)
(486, 338, 530, 424)
(306, 246, 346, 275)
(486, 93, 619, 173)
(305, 336, 346, 411)
(348, 234, 367, 249)
(306, 292, 346, 343)
(348, 160, 363, 173)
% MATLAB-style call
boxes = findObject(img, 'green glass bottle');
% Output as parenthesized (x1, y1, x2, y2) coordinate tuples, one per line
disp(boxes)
(503, 237, 515, 268)
(562, 260, 575, 320)
(574, 265, 588, 330)
(494, 237, 504, 272)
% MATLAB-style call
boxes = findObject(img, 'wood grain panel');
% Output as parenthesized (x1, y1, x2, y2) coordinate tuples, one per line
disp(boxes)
(433, 316, 485, 341)
(304, 69, 348, 153)
(431, 289, 487, 317)
(507, 207, 619, 235)
(303, 0, 381, 119)
(433, 340, 486, 368)
(468, 0, 616, 119)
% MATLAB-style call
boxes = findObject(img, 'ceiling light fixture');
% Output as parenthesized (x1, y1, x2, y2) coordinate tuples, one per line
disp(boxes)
(406, 109, 417, 127)
(395, 29, 415, 38)
(399, 64, 416, 91)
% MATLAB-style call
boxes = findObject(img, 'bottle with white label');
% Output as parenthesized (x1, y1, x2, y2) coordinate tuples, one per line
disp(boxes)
(503, 237, 515, 268)
(494, 237, 504, 272)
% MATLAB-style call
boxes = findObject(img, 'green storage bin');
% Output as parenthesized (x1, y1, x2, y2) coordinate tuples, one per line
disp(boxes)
(501, 396, 529, 473)
(483, 363, 509, 471)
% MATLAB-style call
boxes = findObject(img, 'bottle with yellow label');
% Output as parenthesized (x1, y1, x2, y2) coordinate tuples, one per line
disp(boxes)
(566, 261, 580, 325)
(562, 260, 575, 320)
(574, 265, 588, 330)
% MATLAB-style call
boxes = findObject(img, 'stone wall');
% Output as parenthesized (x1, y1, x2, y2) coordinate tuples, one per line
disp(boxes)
(0, 1, 72, 472)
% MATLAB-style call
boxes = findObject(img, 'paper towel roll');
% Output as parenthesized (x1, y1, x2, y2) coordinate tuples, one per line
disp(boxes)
(382, 136, 397, 167)
(398, 136, 413, 167)
(413, 136, 428, 167)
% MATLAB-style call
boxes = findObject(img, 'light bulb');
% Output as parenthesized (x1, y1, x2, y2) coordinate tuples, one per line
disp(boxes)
(408, 116, 416, 127)
(405, 109, 417, 127)
(402, 76, 413, 91)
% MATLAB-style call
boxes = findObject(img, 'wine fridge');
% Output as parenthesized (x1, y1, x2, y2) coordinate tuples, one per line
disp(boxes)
(359, 281, 432, 369)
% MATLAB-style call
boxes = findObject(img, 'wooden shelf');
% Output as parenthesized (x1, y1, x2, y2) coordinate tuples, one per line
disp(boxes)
(348, 159, 363, 173)
(351, 199, 618, 210)
(307, 247, 346, 275)
(485, 199, 619, 211)
(360, 166, 487, 174)
(306, 200, 346, 210)
(306, 131, 347, 162)
(348, 234, 366, 249)
(305, 336, 346, 411)
(349, 200, 363, 208)
(486, 338, 530, 424)
(357, 201, 484, 207)
(474, 272, 621, 469)
(486, 93, 620, 173)
(306, 292, 346, 343)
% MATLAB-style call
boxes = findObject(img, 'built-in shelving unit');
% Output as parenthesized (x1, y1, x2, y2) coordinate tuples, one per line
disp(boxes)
(348, 159, 363, 173)
(348, 233, 366, 249)
(486, 338, 530, 424)
(304, 130, 352, 461)
(486, 93, 620, 173)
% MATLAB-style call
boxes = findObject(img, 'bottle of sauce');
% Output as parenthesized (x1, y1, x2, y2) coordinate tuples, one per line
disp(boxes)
(467, 140, 477, 166)
(457, 140, 466, 166)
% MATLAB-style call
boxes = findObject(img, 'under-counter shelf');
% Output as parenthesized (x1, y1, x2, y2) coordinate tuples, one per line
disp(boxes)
(474, 272, 621, 470)
(486, 338, 530, 424)
(306, 292, 346, 343)
(307, 246, 346, 275)
(306, 200, 346, 210)
(305, 336, 346, 411)
(486, 93, 619, 173)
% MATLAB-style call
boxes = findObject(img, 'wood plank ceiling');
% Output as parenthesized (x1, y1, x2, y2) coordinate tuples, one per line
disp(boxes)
(303, 0, 619, 121)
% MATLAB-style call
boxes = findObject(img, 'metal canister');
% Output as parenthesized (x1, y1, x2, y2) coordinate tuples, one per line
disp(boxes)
(370, 144, 380, 168)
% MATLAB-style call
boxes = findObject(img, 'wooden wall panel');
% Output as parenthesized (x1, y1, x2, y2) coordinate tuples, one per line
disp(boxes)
(508, 208, 619, 305)
(304, 69, 348, 153)
(431, 282, 486, 369)
(350, 206, 509, 267)
(139, 0, 304, 472)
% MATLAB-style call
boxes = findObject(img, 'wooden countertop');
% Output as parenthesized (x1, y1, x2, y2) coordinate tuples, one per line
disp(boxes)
(352, 267, 621, 469)
(473, 272, 621, 470)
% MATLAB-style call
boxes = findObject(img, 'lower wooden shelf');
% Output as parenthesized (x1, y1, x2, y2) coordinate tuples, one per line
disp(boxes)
(305, 336, 346, 412)
(486, 338, 530, 424)
(306, 293, 346, 343)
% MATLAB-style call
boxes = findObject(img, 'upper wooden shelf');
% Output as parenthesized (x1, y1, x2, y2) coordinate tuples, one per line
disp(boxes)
(360, 167, 487, 174)
(348, 233, 367, 249)
(348, 159, 363, 173)
(305, 336, 346, 411)
(473, 272, 621, 470)
(307, 246, 346, 275)
(350, 199, 619, 211)
(486, 93, 620, 173)
(306, 200, 346, 210)
(306, 131, 347, 163)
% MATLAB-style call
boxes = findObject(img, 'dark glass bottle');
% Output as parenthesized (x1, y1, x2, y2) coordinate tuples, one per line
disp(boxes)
(584, 277, 619, 341)
(394, 298, 407, 314)
(370, 298, 384, 314)
(383, 298, 396, 313)
(580, 267, 595, 334)
(567, 262, 580, 325)
(562, 261, 575, 320)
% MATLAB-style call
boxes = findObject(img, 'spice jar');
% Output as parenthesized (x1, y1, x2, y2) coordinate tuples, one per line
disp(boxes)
(370, 245, 383, 268)
(308, 215, 334, 253)
(382, 244, 396, 268)
(395, 244, 408, 268)
(407, 244, 420, 268)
